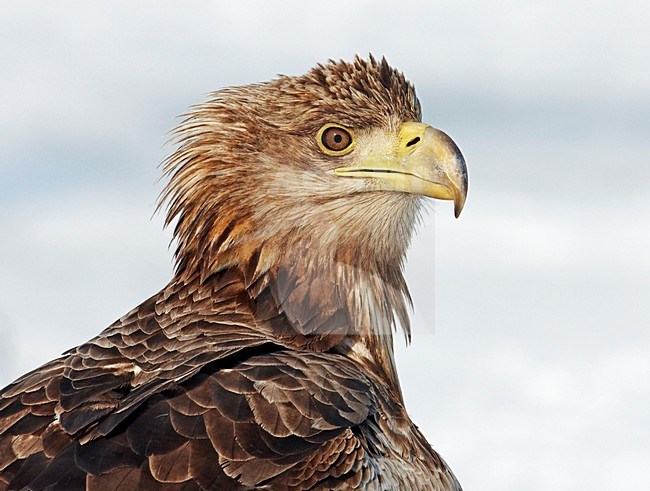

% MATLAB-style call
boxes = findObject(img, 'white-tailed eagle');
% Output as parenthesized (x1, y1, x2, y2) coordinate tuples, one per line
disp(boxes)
(0, 56, 467, 490)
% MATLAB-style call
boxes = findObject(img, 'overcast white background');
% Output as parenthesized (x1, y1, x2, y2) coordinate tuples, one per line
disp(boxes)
(1, 2, 649, 490)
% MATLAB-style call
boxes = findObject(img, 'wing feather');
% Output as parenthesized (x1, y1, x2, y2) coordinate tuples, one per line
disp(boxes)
(0, 268, 458, 490)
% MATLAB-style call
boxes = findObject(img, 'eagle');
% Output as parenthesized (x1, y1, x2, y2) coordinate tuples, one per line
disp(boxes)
(0, 56, 467, 490)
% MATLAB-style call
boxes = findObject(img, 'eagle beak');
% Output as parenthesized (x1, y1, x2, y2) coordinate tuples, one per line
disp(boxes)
(334, 122, 468, 217)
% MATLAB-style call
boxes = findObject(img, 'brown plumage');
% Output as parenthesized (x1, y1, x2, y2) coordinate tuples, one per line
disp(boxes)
(0, 56, 467, 490)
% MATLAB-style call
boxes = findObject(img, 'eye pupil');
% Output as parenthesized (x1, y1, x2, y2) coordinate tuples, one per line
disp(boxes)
(320, 126, 353, 153)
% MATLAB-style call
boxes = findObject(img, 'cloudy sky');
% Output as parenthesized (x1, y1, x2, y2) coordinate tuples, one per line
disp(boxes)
(1, 2, 648, 489)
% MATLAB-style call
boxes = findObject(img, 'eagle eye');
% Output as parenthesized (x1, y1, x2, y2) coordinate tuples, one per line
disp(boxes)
(317, 124, 355, 155)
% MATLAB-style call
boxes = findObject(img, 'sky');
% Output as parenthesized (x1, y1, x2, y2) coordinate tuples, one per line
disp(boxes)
(1, 1, 649, 489)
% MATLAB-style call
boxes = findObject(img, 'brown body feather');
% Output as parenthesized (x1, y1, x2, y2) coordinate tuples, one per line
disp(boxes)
(0, 57, 462, 490)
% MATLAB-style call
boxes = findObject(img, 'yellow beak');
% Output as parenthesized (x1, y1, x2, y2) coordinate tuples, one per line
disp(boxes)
(334, 122, 468, 217)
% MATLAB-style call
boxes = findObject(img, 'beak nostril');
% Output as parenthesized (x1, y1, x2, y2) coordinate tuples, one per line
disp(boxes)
(405, 136, 420, 147)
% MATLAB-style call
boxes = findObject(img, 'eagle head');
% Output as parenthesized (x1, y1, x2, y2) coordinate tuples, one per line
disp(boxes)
(161, 56, 467, 285)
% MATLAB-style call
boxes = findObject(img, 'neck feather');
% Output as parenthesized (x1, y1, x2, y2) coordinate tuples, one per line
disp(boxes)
(170, 218, 416, 398)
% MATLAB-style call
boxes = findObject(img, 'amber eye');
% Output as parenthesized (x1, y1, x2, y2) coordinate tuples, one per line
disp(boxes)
(317, 124, 355, 155)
